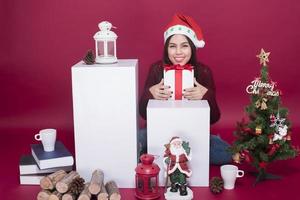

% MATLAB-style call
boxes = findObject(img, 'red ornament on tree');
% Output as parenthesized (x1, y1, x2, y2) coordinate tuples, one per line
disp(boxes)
(270, 114, 276, 123)
(241, 150, 252, 163)
(135, 154, 160, 200)
(259, 162, 267, 169)
(267, 144, 280, 156)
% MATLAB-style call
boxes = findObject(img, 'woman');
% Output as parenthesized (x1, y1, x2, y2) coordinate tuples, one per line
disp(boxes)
(139, 13, 231, 165)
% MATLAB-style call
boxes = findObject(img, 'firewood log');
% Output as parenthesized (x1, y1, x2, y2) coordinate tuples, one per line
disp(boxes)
(78, 183, 91, 200)
(88, 169, 104, 195)
(105, 181, 121, 200)
(37, 190, 52, 200)
(49, 191, 63, 200)
(62, 192, 76, 200)
(97, 183, 108, 200)
(40, 170, 67, 190)
(56, 171, 80, 193)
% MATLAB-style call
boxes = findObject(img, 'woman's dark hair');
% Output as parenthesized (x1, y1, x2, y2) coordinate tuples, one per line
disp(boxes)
(163, 35, 198, 66)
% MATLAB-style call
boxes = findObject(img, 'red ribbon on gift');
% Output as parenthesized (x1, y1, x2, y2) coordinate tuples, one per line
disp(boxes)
(164, 64, 193, 100)
(164, 64, 193, 72)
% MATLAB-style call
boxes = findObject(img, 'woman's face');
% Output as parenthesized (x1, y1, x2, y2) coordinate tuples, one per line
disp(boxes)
(167, 34, 192, 66)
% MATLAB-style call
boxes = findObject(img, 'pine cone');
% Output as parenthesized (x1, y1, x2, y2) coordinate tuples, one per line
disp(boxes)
(209, 177, 224, 194)
(83, 50, 95, 65)
(69, 177, 85, 196)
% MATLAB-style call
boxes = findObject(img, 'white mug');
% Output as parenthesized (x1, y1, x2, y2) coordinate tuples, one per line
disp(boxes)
(220, 164, 244, 190)
(34, 129, 57, 152)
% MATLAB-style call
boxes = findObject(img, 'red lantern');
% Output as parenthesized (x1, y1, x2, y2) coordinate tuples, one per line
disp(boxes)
(135, 154, 160, 200)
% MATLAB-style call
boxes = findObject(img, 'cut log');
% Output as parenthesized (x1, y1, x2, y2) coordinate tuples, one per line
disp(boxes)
(78, 183, 91, 200)
(88, 169, 104, 195)
(49, 191, 63, 200)
(97, 183, 108, 200)
(105, 181, 121, 200)
(37, 190, 52, 200)
(62, 192, 76, 200)
(40, 170, 67, 190)
(56, 171, 80, 193)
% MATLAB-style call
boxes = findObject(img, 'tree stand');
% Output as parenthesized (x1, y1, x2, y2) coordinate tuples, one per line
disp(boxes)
(252, 169, 281, 186)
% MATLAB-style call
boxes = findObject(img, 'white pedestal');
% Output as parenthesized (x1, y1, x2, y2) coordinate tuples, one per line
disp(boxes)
(72, 60, 138, 188)
(147, 100, 210, 187)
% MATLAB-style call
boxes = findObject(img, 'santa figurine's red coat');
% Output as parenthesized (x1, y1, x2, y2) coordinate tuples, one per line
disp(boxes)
(164, 141, 192, 177)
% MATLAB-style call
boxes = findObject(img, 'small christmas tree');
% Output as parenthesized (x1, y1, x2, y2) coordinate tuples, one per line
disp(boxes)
(230, 49, 298, 185)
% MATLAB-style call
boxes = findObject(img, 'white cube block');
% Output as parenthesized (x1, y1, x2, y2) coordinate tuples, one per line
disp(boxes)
(72, 60, 138, 188)
(147, 99, 210, 187)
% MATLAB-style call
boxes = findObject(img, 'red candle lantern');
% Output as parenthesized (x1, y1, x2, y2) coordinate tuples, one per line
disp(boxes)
(135, 154, 160, 200)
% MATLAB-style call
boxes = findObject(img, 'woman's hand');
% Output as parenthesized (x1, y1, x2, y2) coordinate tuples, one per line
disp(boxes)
(149, 79, 172, 100)
(183, 78, 208, 100)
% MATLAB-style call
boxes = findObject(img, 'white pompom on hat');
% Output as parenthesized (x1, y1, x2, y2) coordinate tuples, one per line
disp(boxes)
(164, 13, 205, 48)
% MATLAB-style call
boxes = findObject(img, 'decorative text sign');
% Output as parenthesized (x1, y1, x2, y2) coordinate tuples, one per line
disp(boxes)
(246, 78, 279, 96)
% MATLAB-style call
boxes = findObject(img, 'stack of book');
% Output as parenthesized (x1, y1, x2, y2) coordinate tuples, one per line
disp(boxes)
(19, 141, 74, 185)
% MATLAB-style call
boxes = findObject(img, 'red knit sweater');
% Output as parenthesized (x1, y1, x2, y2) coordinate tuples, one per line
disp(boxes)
(139, 60, 221, 124)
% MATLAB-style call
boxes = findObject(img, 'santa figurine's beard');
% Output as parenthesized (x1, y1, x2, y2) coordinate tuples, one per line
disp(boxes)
(170, 144, 186, 156)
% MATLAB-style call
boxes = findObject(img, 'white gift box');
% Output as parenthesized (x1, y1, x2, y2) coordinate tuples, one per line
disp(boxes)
(71, 59, 138, 188)
(163, 66, 194, 100)
(147, 99, 210, 187)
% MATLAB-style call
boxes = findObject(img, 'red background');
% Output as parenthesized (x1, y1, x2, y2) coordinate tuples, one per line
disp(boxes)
(1, 0, 299, 132)
(1, 1, 300, 199)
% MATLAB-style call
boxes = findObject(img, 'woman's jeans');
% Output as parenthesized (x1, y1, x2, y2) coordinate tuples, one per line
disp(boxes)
(138, 128, 232, 165)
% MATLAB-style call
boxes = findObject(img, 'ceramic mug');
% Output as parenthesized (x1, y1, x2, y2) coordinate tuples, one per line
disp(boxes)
(34, 129, 57, 152)
(220, 164, 244, 189)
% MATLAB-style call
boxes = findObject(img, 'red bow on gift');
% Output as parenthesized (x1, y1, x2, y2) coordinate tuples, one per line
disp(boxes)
(164, 64, 193, 72)
(164, 64, 194, 100)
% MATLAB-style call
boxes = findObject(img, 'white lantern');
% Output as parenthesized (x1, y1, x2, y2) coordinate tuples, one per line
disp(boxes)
(94, 21, 118, 64)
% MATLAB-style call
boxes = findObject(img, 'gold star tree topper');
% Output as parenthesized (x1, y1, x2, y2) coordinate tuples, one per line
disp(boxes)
(256, 48, 271, 66)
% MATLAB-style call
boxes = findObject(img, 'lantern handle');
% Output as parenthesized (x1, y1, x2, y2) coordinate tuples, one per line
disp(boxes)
(98, 21, 117, 31)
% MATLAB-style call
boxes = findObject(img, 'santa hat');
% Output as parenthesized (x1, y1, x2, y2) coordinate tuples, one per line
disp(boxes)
(169, 136, 183, 145)
(164, 13, 205, 48)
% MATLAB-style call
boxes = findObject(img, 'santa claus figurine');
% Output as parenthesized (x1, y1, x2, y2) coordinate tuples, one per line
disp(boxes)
(163, 136, 192, 197)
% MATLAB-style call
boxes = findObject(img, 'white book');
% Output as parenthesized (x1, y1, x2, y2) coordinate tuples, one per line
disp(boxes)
(19, 154, 73, 175)
(19, 174, 46, 185)
(31, 141, 74, 169)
